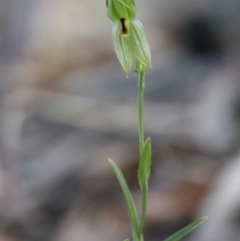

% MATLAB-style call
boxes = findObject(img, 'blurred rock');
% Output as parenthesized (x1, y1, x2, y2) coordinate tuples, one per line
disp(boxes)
(187, 152, 240, 241)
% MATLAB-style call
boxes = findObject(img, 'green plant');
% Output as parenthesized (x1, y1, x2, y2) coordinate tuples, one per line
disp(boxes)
(106, 1, 207, 241)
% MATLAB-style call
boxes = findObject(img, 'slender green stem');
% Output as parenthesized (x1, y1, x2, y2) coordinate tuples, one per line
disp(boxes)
(137, 64, 147, 241)
(138, 65, 146, 155)
(139, 184, 148, 236)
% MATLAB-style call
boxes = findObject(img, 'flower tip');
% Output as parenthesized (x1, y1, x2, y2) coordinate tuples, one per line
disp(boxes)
(145, 59, 152, 69)
(123, 66, 131, 78)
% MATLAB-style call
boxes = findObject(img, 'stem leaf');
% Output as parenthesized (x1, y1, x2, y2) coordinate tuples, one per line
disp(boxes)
(108, 159, 140, 238)
(163, 216, 208, 241)
(137, 138, 152, 189)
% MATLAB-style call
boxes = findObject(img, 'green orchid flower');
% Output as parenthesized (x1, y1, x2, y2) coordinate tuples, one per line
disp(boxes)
(107, 0, 151, 76)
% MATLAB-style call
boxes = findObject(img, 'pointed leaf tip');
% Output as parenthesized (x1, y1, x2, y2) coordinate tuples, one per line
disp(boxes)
(163, 216, 208, 241)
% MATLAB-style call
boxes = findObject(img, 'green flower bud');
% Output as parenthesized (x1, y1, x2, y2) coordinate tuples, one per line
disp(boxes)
(106, 0, 136, 22)
(112, 22, 133, 76)
(130, 19, 152, 68)
(134, 60, 143, 74)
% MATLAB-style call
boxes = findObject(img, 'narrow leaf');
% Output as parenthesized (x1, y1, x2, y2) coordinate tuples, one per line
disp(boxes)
(108, 159, 140, 238)
(163, 216, 208, 241)
(137, 138, 152, 189)
(112, 23, 133, 76)
(123, 239, 130, 241)
(130, 19, 152, 68)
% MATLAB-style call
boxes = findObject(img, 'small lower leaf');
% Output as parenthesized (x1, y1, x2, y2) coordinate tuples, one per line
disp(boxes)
(108, 159, 140, 238)
(163, 216, 208, 241)
(137, 138, 152, 189)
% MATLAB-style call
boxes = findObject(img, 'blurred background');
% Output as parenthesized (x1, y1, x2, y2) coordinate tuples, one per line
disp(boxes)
(0, 0, 240, 240)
